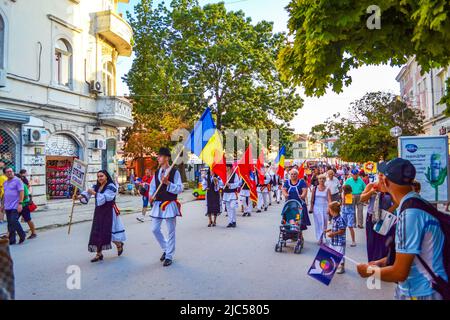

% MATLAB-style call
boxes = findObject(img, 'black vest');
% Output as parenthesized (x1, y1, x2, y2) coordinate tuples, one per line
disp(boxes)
(242, 180, 250, 190)
(223, 173, 237, 193)
(154, 168, 178, 202)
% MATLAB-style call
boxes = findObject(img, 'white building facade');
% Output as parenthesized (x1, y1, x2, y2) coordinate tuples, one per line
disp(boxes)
(0, 0, 133, 205)
(396, 57, 449, 136)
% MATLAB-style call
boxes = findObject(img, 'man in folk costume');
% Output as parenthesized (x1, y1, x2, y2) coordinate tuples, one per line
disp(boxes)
(223, 163, 240, 228)
(256, 166, 271, 212)
(272, 171, 283, 204)
(239, 178, 252, 217)
(266, 164, 273, 206)
(149, 147, 184, 267)
(201, 169, 223, 227)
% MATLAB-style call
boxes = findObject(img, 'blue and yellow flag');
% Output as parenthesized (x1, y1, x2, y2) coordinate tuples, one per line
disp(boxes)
(185, 108, 226, 183)
(274, 146, 286, 178)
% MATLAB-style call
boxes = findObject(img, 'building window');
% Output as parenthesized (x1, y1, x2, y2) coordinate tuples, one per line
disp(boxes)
(102, 61, 115, 96)
(54, 39, 72, 87)
(0, 15, 4, 70)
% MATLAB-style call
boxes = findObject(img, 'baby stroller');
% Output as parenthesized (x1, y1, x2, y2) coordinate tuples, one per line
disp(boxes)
(275, 199, 305, 254)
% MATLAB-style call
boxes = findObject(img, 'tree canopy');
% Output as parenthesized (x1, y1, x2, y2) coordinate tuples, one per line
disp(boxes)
(310, 92, 425, 162)
(278, 0, 450, 112)
(124, 0, 303, 158)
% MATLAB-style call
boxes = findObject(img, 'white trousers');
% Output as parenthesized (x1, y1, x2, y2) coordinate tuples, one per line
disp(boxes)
(240, 195, 252, 213)
(224, 200, 237, 224)
(275, 189, 282, 203)
(257, 191, 270, 210)
(151, 218, 176, 260)
(312, 206, 328, 242)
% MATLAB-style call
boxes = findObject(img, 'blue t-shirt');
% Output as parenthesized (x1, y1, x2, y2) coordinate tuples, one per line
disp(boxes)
(283, 179, 307, 202)
(395, 191, 447, 297)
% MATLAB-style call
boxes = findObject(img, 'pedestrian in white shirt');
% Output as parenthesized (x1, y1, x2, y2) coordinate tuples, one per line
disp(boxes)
(325, 170, 341, 202)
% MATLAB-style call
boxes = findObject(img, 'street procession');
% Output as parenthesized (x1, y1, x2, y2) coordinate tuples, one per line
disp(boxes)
(1, 0, 450, 310)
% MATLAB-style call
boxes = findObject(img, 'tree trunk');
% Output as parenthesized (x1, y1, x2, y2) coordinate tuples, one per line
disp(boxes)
(178, 162, 187, 183)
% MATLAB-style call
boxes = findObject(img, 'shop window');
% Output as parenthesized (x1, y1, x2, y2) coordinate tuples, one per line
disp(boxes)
(0, 129, 15, 170)
(45, 134, 80, 200)
(54, 39, 72, 87)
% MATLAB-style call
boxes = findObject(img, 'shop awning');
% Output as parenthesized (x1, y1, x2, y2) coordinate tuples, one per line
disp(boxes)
(0, 109, 30, 124)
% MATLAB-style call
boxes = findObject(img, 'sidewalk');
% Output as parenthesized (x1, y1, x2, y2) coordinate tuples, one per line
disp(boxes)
(0, 190, 197, 235)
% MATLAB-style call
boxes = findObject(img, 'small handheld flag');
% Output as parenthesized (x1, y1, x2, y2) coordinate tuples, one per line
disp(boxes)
(308, 245, 344, 286)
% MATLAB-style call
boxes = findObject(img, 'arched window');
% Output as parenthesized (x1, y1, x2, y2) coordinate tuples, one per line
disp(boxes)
(102, 61, 115, 96)
(0, 15, 5, 69)
(54, 39, 72, 87)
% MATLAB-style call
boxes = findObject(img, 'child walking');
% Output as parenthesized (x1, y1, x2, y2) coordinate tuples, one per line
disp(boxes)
(326, 201, 346, 274)
(341, 184, 356, 247)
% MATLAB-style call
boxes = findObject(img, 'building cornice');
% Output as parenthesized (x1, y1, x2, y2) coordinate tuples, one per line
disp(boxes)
(47, 14, 82, 33)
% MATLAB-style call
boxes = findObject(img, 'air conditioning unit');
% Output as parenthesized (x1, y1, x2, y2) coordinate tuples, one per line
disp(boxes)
(0, 69, 7, 88)
(94, 139, 106, 150)
(89, 80, 102, 94)
(26, 129, 46, 145)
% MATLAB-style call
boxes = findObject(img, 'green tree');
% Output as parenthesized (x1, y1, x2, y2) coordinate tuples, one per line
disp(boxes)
(124, 0, 302, 151)
(310, 92, 425, 162)
(278, 0, 450, 113)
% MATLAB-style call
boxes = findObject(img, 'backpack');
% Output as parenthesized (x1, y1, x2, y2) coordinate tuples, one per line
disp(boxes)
(398, 197, 450, 300)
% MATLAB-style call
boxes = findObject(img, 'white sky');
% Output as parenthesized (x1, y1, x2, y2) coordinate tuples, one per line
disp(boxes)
(117, 0, 402, 134)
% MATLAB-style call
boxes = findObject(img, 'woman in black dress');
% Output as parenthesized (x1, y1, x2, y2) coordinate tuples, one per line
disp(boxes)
(78, 170, 126, 262)
(202, 170, 223, 227)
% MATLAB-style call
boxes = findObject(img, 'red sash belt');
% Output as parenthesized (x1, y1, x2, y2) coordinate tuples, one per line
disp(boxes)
(160, 200, 182, 217)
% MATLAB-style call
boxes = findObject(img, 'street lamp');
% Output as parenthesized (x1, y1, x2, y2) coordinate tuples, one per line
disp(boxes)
(390, 126, 403, 138)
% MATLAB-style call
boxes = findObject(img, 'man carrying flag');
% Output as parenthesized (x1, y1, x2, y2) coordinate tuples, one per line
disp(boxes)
(148, 147, 184, 267)
(256, 150, 271, 212)
(237, 146, 258, 217)
(223, 163, 240, 228)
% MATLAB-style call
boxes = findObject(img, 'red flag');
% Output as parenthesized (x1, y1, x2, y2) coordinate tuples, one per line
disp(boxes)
(237, 146, 258, 203)
(256, 149, 265, 184)
(298, 160, 306, 179)
(212, 150, 227, 184)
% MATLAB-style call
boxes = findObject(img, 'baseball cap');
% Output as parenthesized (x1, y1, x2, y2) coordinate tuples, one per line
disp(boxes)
(351, 169, 359, 175)
(378, 158, 416, 185)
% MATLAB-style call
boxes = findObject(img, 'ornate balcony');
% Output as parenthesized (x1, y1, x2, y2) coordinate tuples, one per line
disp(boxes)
(94, 10, 133, 56)
(97, 96, 133, 127)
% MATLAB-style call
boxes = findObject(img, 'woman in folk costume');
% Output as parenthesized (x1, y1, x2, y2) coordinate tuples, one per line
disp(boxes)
(202, 169, 223, 227)
(78, 170, 126, 263)
(149, 147, 184, 267)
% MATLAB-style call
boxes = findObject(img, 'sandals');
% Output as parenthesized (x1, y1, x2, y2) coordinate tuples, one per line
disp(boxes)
(117, 242, 124, 256)
(91, 253, 103, 263)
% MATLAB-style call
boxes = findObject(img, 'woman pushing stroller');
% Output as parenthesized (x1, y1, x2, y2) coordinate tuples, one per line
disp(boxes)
(282, 168, 311, 232)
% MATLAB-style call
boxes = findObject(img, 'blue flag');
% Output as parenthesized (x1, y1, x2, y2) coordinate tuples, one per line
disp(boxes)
(308, 245, 344, 286)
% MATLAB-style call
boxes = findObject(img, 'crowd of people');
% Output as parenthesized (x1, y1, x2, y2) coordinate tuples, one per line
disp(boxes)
(1, 153, 448, 300)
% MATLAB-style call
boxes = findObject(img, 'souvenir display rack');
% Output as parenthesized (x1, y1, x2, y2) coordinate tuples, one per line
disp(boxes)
(46, 157, 77, 199)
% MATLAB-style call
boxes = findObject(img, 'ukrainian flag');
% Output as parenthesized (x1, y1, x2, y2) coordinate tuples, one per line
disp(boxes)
(185, 108, 226, 182)
(274, 146, 286, 178)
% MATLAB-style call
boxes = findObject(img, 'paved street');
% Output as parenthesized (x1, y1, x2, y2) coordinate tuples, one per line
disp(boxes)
(11, 199, 394, 300)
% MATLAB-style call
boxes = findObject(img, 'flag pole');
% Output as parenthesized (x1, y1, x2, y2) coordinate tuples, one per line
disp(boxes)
(224, 163, 239, 186)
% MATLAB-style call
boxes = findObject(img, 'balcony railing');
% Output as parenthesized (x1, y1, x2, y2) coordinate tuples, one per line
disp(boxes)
(94, 10, 132, 56)
(97, 96, 133, 127)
